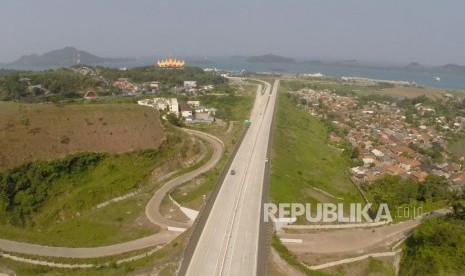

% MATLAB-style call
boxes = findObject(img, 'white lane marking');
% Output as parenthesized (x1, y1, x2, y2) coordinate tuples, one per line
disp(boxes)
(280, 238, 303, 244)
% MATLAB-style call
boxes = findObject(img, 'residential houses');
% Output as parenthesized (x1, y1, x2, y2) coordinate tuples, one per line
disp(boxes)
(138, 98, 178, 115)
(296, 88, 465, 192)
(114, 78, 138, 94)
(137, 98, 215, 124)
(180, 103, 193, 121)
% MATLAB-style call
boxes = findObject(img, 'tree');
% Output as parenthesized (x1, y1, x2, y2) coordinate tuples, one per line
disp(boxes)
(418, 175, 451, 202)
(351, 147, 360, 159)
(166, 113, 184, 127)
(399, 217, 465, 275)
(451, 200, 465, 219)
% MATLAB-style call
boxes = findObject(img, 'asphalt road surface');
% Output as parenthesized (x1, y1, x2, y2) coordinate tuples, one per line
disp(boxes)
(145, 129, 224, 230)
(185, 80, 278, 276)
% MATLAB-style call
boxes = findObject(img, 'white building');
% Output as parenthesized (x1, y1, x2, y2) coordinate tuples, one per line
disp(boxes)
(169, 98, 179, 115)
(362, 157, 375, 166)
(371, 149, 384, 157)
(180, 103, 193, 119)
(137, 99, 153, 107)
(149, 81, 160, 90)
(138, 97, 179, 115)
(184, 81, 197, 88)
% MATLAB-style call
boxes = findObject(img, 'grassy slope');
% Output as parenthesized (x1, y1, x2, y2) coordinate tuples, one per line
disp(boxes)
(0, 231, 187, 275)
(269, 83, 363, 275)
(322, 257, 395, 276)
(198, 86, 256, 121)
(0, 109, 203, 246)
(0, 101, 164, 170)
(270, 86, 362, 208)
(171, 123, 244, 209)
(268, 81, 385, 275)
(0, 195, 155, 247)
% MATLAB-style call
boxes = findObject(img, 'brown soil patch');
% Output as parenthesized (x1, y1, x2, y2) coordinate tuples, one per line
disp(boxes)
(0, 102, 164, 170)
(296, 246, 393, 266)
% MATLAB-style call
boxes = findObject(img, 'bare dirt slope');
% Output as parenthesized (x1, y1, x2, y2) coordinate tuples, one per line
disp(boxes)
(0, 102, 164, 170)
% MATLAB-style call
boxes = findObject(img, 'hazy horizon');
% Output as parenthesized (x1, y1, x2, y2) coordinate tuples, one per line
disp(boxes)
(1, 0, 465, 66)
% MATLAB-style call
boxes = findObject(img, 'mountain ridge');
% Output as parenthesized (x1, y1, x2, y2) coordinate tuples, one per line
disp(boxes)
(5, 47, 131, 67)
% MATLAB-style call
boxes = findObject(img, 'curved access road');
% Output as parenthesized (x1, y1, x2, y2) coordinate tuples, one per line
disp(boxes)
(0, 231, 179, 259)
(0, 128, 224, 258)
(145, 128, 224, 230)
(280, 208, 450, 254)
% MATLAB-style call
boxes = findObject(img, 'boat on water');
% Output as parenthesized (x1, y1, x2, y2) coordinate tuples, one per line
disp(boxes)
(302, 72, 325, 78)
(434, 76, 441, 82)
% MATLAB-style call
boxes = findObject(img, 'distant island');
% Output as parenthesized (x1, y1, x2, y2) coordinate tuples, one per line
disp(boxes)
(246, 54, 295, 64)
(3, 47, 132, 68)
(300, 59, 360, 67)
(300, 59, 465, 75)
(404, 62, 465, 74)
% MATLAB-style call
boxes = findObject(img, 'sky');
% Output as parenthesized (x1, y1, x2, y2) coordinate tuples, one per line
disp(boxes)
(1, 0, 464, 65)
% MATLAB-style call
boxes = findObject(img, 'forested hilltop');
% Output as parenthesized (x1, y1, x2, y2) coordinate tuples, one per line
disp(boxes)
(0, 66, 227, 102)
(0, 69, 107, 101)
(400, 202, 465, 275)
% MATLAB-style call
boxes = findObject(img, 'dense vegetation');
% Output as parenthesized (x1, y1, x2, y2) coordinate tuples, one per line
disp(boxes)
(0, 69, 18, 76)
(398, 94, 465, 122)
(0, 66, 227, 102)
(400, 204, 465, 275)
(99, 66, 227, 88)
(363, 175, 451, 218)
(0, 69, 106, 101)
(0, 152, 107, 226)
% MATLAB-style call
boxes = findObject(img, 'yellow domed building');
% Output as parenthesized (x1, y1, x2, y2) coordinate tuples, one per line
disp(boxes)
(157, 56, 185, 69)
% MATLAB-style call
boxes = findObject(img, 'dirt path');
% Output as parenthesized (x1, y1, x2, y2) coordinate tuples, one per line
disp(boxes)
(281, 209, 449, 254)
(226, 121, 234, 134)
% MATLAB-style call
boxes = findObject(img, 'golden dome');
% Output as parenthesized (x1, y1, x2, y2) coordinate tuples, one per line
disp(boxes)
(157, 56, 185, 69)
